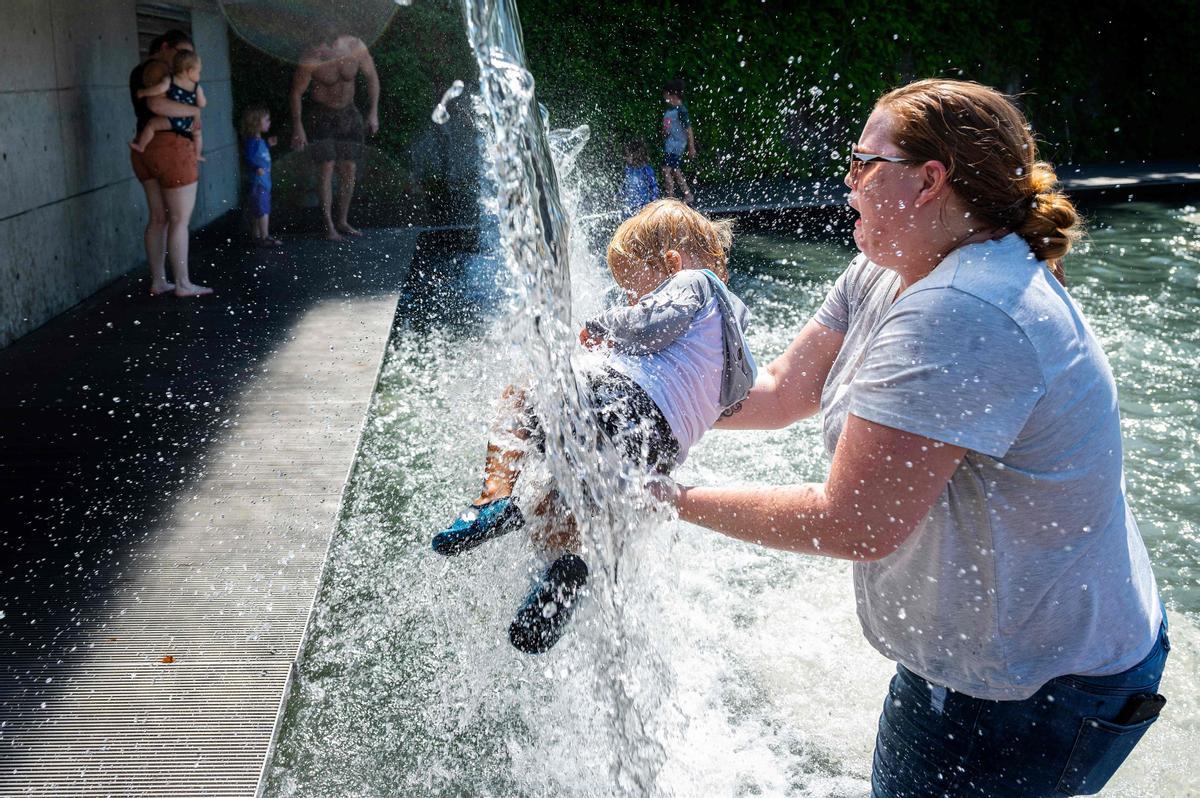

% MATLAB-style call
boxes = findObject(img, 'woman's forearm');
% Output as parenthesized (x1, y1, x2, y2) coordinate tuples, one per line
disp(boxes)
(676, 483, 886, 560)
(147, 96, 199, 117)
(715, 319, 843, 431)
(714, 371, 812, 430)
(679, 414, 965, 564)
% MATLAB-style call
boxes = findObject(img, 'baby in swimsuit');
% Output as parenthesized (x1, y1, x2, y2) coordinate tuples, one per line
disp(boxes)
(130, 50, 206, 162)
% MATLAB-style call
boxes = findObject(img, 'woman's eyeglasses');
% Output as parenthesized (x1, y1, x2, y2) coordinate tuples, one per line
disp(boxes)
(848, 149, 923, 184)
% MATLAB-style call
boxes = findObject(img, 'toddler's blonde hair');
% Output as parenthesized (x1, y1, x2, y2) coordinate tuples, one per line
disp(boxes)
(607, 199, 733, 282)
(240, 106, 270, 139)
(172, 50, 201, 76)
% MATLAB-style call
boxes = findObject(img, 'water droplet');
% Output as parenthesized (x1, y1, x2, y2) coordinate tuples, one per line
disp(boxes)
(432, 79, 466, 125)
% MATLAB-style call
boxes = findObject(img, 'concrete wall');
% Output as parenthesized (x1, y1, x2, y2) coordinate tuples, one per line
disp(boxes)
(0, 0, 237, 348)
(189, 4, 239, 226)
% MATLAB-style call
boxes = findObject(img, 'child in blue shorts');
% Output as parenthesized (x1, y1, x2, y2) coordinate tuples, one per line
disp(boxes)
(661, 79, 696, 204)
(240, 106, 279, 247)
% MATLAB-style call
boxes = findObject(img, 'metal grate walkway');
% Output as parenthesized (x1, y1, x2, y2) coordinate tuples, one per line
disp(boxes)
(0, 229, 416, 796)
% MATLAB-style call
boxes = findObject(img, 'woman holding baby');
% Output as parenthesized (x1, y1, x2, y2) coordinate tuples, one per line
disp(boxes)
(129, 29, 212, 298)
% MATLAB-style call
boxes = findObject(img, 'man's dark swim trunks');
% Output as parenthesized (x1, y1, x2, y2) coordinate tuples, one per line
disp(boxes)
(303, 103, 365, 163)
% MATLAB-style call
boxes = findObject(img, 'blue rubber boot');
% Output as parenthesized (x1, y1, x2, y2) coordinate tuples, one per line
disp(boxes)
(509, 554, 589, 654)
(432, 497, 524, 556)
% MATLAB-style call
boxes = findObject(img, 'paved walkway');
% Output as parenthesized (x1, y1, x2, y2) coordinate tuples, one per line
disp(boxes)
(0, 229, 415, 796)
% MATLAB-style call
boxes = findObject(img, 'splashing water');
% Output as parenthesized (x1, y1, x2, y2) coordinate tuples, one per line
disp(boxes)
(264, 1, 1200, 794)
(219, 0, 398, 64)
(461, 0, 675, 791)
(432, 80, 466, 125)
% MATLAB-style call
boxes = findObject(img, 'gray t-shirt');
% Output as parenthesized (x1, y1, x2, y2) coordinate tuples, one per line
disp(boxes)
(813, 234, 1160, 700)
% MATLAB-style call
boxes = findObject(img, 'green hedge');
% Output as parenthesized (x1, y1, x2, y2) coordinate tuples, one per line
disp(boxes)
(516, 0, 1200, 183)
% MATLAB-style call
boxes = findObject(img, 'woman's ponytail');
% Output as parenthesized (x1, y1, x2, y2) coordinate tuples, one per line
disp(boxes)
(1015, 163, 1081, 285)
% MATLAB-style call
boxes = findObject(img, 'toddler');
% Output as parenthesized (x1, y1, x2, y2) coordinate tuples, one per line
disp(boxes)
(131, 50, 206, 161)
(618, 139, 659, 215)
(433, 200, 757, 654)
(241, 106, 279, 246)
(661, 78, 696, 204)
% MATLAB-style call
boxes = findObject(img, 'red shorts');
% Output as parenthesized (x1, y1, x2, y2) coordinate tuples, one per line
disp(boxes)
(130, 132, 198, 188)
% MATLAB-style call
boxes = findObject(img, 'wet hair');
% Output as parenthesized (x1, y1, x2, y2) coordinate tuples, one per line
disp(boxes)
(608, 199, 733, 282)
(623, 139, 649, 167)
(662, 79, 685, 99)
(172, 50, 201, 76)
(877, 78, 1081, 285)
(150, 29, 192, 55)
(240, 106, 270, 139)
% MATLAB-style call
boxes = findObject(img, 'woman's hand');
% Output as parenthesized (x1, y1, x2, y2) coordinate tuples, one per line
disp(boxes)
(291, 127, 308, 151)
(646, 475, 681, 504)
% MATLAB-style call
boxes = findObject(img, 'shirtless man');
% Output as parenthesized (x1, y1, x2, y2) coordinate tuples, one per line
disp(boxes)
(290, 25, 380, 241)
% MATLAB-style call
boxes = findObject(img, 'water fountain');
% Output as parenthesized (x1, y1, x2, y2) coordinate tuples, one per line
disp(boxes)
(264, 3, 1200, 796)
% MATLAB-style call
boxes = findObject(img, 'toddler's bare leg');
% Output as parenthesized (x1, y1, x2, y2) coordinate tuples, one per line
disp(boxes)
(662, 167, 676, 198)
(194, 129, 205, 162)
(130, 117, 170, 152)
(530, 493, 580, 555)
(472, 385, 531, 506)
(674, 169, 692, 202)
(473, 443, 523, 505)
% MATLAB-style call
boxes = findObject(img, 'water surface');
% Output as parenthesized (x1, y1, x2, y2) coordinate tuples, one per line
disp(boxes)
(267, 199, 1200, 797)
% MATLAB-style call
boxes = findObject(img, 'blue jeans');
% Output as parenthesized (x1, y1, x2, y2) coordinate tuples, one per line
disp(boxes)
(872, 619, 1170, 797)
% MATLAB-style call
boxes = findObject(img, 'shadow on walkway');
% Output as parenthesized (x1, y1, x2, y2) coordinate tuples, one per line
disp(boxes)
(0, 229, 414, 660)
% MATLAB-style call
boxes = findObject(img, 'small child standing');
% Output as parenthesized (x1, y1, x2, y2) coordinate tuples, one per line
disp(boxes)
(240, 106, 279, 247)
(432, 200, 757, 654)
(130, 50, 207, 161)
(618, 139, 659, 216)
(661, 78, 696, 204)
